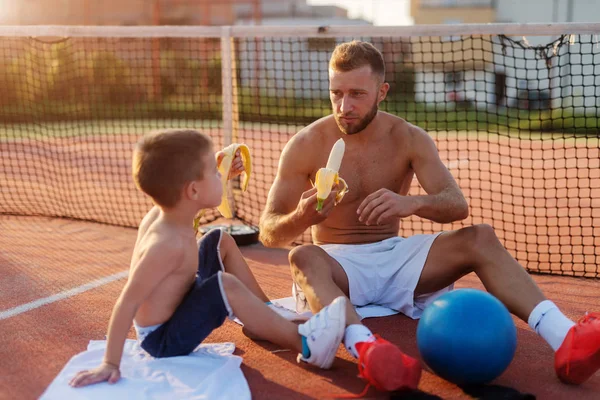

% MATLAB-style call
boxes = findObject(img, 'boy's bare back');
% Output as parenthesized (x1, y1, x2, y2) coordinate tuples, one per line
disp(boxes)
(131, 206, 200, 327)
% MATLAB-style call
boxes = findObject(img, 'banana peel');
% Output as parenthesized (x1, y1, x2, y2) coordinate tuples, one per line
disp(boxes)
(193, 143, 252, 234)
(216, 143, 251, 218)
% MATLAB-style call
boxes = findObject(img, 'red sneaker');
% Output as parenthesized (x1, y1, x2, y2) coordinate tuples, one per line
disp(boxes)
(355, 335, 421, 393)
(555, 312, 600, 385)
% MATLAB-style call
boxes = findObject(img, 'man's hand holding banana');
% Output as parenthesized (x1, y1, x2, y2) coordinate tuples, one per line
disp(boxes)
(293, 138, 349, 227)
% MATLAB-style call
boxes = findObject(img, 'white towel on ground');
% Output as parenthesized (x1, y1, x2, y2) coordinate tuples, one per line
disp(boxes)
(40, 340, 250, 400)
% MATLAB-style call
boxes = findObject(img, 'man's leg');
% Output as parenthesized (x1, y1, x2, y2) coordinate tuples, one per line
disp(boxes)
(415, 224, 600, 384)
(414, 224, 544, 321)
(289, 244, 422, 391)
(288, 244, 360, 324)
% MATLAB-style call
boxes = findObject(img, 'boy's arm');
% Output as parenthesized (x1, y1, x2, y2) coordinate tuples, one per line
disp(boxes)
(216, 148, 245, 180)
(70, 238, 184, 388)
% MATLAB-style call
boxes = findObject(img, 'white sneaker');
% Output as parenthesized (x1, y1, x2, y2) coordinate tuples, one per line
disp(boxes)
(297, 296, 347, 369)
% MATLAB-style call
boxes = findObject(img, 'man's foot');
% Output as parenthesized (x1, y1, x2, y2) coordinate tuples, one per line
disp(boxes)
(555, 312, 600, 384)
(355, 336, 421, 392)
(242, 302, 310, 340)
(297, 296, 347, 369)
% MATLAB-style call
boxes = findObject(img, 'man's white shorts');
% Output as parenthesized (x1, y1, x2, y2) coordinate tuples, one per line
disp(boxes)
(293, 233, 453, 319)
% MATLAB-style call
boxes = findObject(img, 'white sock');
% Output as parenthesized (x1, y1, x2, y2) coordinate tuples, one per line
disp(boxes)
(528, 300, 575, 351)
(343, 324, 376, 358)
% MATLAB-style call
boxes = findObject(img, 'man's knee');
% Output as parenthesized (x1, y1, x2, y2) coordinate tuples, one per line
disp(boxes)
(289, 244, 321, 270)
(288, 244, 332, 277)
(459, 224, 501, 256)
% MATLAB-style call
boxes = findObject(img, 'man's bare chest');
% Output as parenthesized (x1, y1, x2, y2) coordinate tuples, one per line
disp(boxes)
(337, 151, 411, 202)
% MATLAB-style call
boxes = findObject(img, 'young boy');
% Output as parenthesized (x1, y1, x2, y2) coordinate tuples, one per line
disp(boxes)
(69, 129, 348, 388)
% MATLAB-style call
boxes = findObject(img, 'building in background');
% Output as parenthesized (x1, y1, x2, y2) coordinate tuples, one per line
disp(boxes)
(409, 0, 600, 111)
(0, 0, 350, 26)
(411, 0, 598, 25)
(411, 0, 496, 25)
(235, 5, 371, 99)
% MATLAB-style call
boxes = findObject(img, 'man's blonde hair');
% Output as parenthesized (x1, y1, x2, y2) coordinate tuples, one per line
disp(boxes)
(329, 40, 385, 82)
(132, 129, 212, 208)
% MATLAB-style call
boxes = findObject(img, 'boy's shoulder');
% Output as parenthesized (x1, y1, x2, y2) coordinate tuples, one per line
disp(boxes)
(132, 227, 186, 274)
(138, 206, 161, 236)
(134, 209, 186, 259)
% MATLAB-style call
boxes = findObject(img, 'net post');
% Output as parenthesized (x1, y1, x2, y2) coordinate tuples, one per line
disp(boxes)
(221, 25, 239, 217)
(221, 26, 234, 147)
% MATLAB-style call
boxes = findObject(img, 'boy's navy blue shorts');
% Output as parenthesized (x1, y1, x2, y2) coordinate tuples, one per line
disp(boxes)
(140, 228, 233, 358)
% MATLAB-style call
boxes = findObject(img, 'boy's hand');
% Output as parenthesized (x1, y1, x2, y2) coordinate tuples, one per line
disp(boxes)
(69, 362, 121, 388)
(216, 149, 245, 180)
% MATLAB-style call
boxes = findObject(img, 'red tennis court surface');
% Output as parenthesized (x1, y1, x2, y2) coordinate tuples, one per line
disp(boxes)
(1, 215, 599, 400)
(2, 131, 599, 277)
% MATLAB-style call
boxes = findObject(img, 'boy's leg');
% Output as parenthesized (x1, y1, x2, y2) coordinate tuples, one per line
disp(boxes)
(141, 268, 346, 370)
(222, 272, 348, 369)
(220, 272, 301, 351)
(201, 229, 303, 343)
(215, 230, 270, 302)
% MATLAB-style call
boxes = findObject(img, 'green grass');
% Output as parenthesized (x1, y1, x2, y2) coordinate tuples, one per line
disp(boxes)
(1, 94, 598, 142)
(0, 119, 309, 141)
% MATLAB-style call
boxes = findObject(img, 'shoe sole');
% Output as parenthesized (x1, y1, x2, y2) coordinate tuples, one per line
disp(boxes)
(556, 346, 600, 385)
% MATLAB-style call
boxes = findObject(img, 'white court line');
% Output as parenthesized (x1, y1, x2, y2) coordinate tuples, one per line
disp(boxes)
(0, 270, 128, 321)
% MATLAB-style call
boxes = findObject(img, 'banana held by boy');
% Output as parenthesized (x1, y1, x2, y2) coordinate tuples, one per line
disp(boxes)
(217, 143, 252, 218)
(194, 143, 252, 232)
(314, 138, 348, 211)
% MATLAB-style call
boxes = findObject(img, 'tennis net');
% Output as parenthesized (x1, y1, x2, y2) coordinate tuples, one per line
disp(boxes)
(0, 24, 598, 277)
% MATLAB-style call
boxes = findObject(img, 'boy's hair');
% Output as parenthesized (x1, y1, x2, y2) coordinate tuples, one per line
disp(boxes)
(132, 129, 212, 208)
(329, 40, 385, 83)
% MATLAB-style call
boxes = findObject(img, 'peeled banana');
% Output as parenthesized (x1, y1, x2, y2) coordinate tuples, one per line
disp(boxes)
(314, 138, 348, 211)
(216, 143, 252, 218)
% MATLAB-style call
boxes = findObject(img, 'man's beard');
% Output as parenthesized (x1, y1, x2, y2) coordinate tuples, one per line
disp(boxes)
(334, 101, 379, 135)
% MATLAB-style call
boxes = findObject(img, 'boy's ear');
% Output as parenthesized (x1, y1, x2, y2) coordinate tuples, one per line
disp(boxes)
(184, 181, 199, 201)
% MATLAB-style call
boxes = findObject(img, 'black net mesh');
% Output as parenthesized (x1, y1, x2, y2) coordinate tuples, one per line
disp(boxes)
(1, 31, 598, 277)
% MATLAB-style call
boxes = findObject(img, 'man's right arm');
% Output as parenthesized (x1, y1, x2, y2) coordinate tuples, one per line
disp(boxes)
(259, 133, 313, 247)
(259, 133, 338, 248)
(259, 186, 316, 248)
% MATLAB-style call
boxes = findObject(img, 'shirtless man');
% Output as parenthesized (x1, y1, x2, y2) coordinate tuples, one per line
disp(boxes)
(69, 129, 350, 388)
(259, 40, 600, 391)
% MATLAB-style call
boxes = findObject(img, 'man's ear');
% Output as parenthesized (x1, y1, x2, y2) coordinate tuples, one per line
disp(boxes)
(378, 82, 390, 104)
